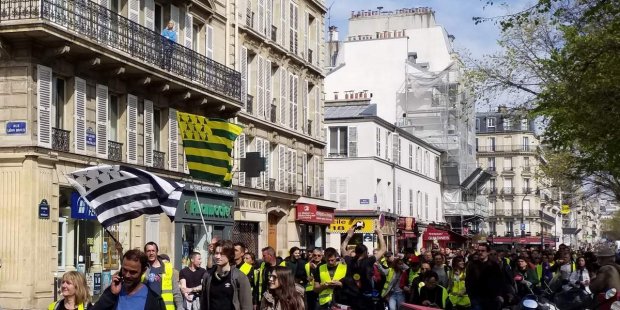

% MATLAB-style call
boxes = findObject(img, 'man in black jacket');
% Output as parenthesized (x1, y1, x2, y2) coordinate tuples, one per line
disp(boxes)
(92, 249, 166, 310)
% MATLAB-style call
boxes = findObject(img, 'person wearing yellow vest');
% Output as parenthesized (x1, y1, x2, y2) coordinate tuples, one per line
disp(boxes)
(313, 247, 347, 309)
(254, 246, 286, 305)
(233, 242, 256, 287)
(379, 258, 409, 310)
(446, 256, 470, 309)
(415, 271, 448, 309)
(48, 271, 93, 310)
(144, 242, 184, 310)
(92, 249, 166, 310)
(306, 248, 324, 310)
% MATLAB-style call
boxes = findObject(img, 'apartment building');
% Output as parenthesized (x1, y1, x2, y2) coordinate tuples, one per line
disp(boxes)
(0, 0, 326, 307)
(476, 108, 557, 247)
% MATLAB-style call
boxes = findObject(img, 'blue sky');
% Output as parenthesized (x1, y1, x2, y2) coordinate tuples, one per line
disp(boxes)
(327, 0, 530, 58)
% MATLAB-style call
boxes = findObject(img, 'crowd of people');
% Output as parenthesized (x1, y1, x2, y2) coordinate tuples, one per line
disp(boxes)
(47, 229, 620, 310)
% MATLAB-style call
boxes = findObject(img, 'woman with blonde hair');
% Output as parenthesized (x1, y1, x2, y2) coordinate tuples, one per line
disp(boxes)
(260, 266, 305, 310)
(48, 271, 92, 310)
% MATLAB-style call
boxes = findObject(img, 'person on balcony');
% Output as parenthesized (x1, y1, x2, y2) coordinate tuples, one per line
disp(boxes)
(161, 21, 177, 70)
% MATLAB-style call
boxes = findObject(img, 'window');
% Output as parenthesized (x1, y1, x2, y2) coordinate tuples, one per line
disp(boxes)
(490, 222, 496, 235)
(397, 186, 402, 214)
(154, 3, 163, 31)
(489, 178, 496, 192)
(408, 144, 413, 169)
(192, 23, 200, 51)
(487, 157, 495, 170)
(503, 118, 511, 130)
(328, 177, 347, 209)
(397, 138, 402, 165)
(409, 189, 413, 216)
(487, 137, 496, 151)
(476, 118, 480, 131)
(522, 136, 530, 151)
(328, 126, 347, 157)
(503, 157, 512, 170)
(487, 117, 496, 128)
(504, 178, 513, 194)
(52, 77, 66, 129)
(57, 217, 67, 270)
(376, 128, 381, 157)
(524, 178, 531, 192)
(507, 221, 514, 234)
(521, 118, 528, 131)
(154, 109, 161, 151)
(424, 193, 429, 219)
(417, 191, 422, 218)
(289, 2, 298, 54)
(108, 95, 119, 141)
(475, 138, 479, 152)
(524, 156, 530, 167)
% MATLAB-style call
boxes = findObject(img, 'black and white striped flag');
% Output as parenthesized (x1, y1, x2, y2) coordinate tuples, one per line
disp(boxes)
(66, 165, 184, 227)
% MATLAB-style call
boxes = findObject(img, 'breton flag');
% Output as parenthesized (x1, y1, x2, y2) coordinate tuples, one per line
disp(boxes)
(66, 165, 184, 227)
(177, 112, 243, 186)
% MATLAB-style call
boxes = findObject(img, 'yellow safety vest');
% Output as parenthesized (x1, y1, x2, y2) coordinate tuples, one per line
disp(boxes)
(536, 264, 543, 282)
(305, 262, 314, 292)
(421, 285, 448, 309)
(448, 271, 470, 307)
(239, 262, 253, 276)
(318, 263, 347, 305)
(141, 262, 175, 310)
(408, 269, 419, 286)
(48, 301, 85, 310)
(381, 268, 396, 297)
(256, 261, 287, 298)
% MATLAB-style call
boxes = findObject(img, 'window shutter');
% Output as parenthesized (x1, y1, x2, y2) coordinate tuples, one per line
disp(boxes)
(257, 56, 265, 118)
(302, 80, 308, 133)
(328, 178, 337, 202)
(168, 108, 178, 171)
(258, 0, 265, 34)
(126, 94, 138, 164)
(280, 68, 287, 126)
(256, 138, 264, 188)
(313, 156, 319, 197)
(289, 74, 297, 129)
(99, 0, 110, 8)
(266, 0, 272, 38)
(37, 65, 53, 149)
(338, 178, 347, 208)
(95, 84, 108, 158)
(144, 0, 155, 30)
(280, 0, 287, 48)
(263, 140, 270, 189)
(278, 145, 286, 191)
(145, 214, 160, 244)
(240, 47, 248, 110)
(288, 149, 295, 193)
(206, 24, 214, 59)
(184, 12, 193, 49)
(301, 152, 307, 193)
(238, 133, 246, 186)
(348, 127, 357, 157)
(128, 0, 140, 23)
(314, 87, 320, 137)
(143, 99, 154, 167)
(391, 133, 399, 163)
(265, 59, 272, 122)
(304, 12, 308, 60)
(170, 5, 180, 32)
(74, 77, 87, 154)
(289, 3, 298, 54)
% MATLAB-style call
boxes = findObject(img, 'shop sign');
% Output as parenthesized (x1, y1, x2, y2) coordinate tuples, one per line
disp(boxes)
(329, 218, 375, 233)
(184, 200, 232, 218)
(360, 199, 370, 205)
(425, 228, 450, 241)
(71, 192, 97, 220)
(188, 183, 236, 198)
(6, 121, 26, 135)
(93, 273, 102, 295)
(295, 204, 334, 225)
(39, 199, 50, 219)
(397, 217, 415, 231)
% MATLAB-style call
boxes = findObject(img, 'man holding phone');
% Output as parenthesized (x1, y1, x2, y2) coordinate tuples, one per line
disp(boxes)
(92, 249, 166, 309)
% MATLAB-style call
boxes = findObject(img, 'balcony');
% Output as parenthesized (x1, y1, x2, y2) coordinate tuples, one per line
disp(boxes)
(486, 166, 497, 173)
(502, 167, 515, 175)
(108, 140, 123, 161)
(246, 94, 254, 114)
(52, 127, 70, 152)
(269, 178, 276, 191)
(287, 185, 296, 194)
(270, 104, 277, 123)
(487, 187, 498, 196)
(522, 166, 532, 175)
(476, 144, 538, 153)
(501, 187, 515, 195)
(328, 152, 348, 158)
(153, 150, 165, 169)
(271, 25, 277, 42)
(0, 0, 241, 102)
(308, 49, 313, 64)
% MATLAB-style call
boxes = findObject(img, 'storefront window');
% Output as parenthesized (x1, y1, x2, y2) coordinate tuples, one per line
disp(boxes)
(298, 224, 325, 250)
(179, 223, 226, 268)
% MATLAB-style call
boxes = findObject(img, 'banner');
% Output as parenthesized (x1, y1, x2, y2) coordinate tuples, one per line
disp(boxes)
(329, 218, 375, 233)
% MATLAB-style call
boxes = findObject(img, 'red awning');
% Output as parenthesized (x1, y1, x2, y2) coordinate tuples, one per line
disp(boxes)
(423, 226, 467, 242)
(491, 236, 556, 246)
(398, 232, 417, 240)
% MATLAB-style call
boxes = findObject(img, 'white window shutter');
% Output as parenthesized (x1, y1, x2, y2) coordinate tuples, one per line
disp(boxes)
(313, 156, 319, 197)
(263, 140, 270, 189)
(328, 178, 337, 202)
(170, 5, 180, 32)
(278, 145, 286, 191)
(168, 108, 179, 171)
(37, 65, 52, 149)
(128, 0, 140, 23)
(256, 138, 264, 189)
(266, 0, 272, 38)
(392, 133, 399, 163)
(302, 80, 308, 133)
(238, 133, 246, 186)
(289, 74, 294, 129)
(315, 88, 320, 137)
(338, 178, 347, 208)
(280, 0, 287, 47)
(184, 12, 193, 49)
(301, 152, 307, 194)
(145, 215, 160, 244)
(74, 77, 87, 154)
(99, 0, 110, 8)
(304, 12, 308, 60)
(280, 68, 287, 126)
(348, 127, 357, 157)
(240, 47, 248, 110)
(265, 59, 272, 122)
(206, 24, 214, 59)
(126, 94, 138, 164)
(144, 0, 155, 30)
(143, 99, 154, 167)
(293, 75, 298, 129)
(257, 56, 265, 118)
(95, 84, 108, 158)
(287, 149, 294, 193)
(258, 0, 265, 34)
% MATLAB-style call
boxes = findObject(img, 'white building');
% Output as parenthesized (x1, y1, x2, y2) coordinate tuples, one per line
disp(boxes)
(324, 99, 443, 252)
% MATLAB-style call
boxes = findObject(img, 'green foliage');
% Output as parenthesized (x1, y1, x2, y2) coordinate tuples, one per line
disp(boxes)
(603, 212, 620, 241)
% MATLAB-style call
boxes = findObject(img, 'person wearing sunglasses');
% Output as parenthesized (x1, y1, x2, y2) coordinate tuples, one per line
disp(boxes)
(306, 248, 325, 310)
(260, 266, 305, 310)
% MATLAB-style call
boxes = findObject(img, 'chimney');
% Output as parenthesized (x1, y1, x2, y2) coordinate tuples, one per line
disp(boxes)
(328, 26, 339, 42)
(334, 92, 339, 100)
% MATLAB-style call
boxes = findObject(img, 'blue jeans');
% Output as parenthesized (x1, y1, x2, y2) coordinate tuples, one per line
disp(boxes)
(388, 291, 405, 310)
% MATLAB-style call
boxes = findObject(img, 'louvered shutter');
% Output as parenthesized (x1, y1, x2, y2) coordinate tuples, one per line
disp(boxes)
(280, 68, 287, 126)
(99, 0, 110, 7)
(265, 59, 272, 122)
(292, 75, 298, 129)
(328, 178, 337, 202)
(170, 5, 180, 32)
(256, 138, 263, 188)
(315, 20, 320, 65)
(258, 0, 265, 34)
(143, 99, 154, 167)
(95, 84, 109, 158)
(313, 156, 319, 197)
(74, 77, 87, 154)
(145, 215, 160, 244)
(314, 87, 320, 137)
(280, 0, 287, 47)
(304, 12, 308, 60)
(238, 133, 246, 186)
(126, 95, 138, 164)
(278, 145, 286, 191)
(263, 140, 270, 189)
(289, 3, 298, 54)
(287, 149, 294, 193)
(128, 0, 139, 23)
(185, 12, 193, 49)
(392, 133, 399, 163)
(206, 25, 214, 59)
(257, 56, 265, 118)
(289, 74, 294, 128)
(338, 179, 347, 208)
(302, 80, 308, 133)
(168, 108, 178, 171)
(301, 152, 307, 194)
(144, 0, 155, 30)
(240, 47, 248, 110)
(37, 65, 52, 149)
(266, 0, 272, 38)
(348, 127, 357, 157)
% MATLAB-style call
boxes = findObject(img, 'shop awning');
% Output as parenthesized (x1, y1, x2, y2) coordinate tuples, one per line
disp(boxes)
(398, 231, 417, 240)
(423, 226, 467, 242)
(491, 236, 556, 245)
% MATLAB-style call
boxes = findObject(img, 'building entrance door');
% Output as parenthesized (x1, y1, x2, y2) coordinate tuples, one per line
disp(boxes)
(268, 214, 278, 249)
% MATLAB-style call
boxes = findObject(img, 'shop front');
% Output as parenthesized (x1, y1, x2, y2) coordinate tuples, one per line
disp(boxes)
(422, 225, 468, 249)
(174, 184, 236, 270)
(397, 217, 418, 253)
(330, 210, 398, 253)
(490, 236, 556, 249)
(294, 199, 336, 251)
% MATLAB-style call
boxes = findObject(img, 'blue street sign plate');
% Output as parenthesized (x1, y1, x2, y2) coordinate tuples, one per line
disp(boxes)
(6, 121, 27, 135)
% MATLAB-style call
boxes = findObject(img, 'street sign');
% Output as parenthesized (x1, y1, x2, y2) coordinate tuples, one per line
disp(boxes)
(520, 223, 526, 230)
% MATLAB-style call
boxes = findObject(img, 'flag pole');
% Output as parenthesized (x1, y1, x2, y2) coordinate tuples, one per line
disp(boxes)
(189, 176, 212, 246)
(103, 226, 124, 267)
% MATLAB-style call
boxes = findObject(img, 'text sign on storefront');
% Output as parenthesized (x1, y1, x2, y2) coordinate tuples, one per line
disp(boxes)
(295, 204, 334, 225)
(329, 218, 375, 233)
(426, 230, 450, 240)
(184, 200, 232, 218)
(71, 192, 97, 220)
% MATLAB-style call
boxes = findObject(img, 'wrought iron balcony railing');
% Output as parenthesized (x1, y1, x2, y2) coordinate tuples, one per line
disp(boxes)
(501, 187, 515, 195)
(0, 0, 241, 101)
(52, 127, 70, 152)
(108, 140, 122, 161)
(153, 150, 165, 169)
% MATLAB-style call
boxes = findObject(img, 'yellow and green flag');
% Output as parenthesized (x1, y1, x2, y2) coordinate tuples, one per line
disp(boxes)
(177, 112, 243, 186)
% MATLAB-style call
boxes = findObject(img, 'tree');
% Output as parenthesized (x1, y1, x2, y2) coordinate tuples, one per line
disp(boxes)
(469, 0, 620, 199)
